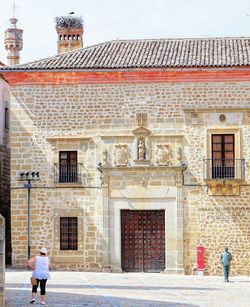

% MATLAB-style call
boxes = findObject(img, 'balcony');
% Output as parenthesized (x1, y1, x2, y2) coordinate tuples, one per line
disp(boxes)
(54, 163, 83, 184)
(203, 159, 245, 180)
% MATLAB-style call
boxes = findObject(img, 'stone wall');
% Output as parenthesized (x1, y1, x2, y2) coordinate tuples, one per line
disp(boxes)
(10, 82, 250, 131)
(0, 215, 5, 306)
(11, 187, 102, 270)
(183, 186, 250, 276)
(0, 145, 11, 264)
(9, 82, 250, 274)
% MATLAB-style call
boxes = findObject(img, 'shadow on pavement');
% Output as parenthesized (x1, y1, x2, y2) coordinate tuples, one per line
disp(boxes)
(5, 288, 199, 307)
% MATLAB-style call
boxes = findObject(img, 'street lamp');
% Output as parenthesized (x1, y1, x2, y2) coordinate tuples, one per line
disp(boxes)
(19, 171, 40, 260)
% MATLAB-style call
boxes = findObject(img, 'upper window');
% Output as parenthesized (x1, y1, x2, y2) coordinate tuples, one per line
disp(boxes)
(4, 107, 9, 130)
(60, 217, 78, 250)
(58, 151, 77, 183)
(212, 134, 234, 179)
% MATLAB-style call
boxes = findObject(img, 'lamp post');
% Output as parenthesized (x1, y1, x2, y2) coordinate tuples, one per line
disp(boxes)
(19, 171, 40, 260)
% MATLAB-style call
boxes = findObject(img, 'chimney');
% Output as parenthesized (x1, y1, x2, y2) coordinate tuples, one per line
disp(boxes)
(4, 17, 23, 65)
(55, 14, 83, 54)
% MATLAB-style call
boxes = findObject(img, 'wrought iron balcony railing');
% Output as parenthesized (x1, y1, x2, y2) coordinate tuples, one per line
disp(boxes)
(203, 159, 245, 180)
(54, 163, 83, 183)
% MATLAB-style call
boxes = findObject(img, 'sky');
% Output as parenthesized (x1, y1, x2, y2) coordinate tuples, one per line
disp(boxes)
(1, 0, 250, 64)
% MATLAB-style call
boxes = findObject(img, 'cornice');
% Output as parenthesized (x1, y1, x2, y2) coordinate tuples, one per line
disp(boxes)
(2, 68, 250, 85)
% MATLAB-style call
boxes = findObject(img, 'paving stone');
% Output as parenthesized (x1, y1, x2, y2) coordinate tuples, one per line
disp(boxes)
(5, 269, 250, 307)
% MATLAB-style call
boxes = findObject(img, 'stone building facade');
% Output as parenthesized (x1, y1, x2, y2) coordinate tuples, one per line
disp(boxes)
(1, 38, 250, 275)
(0, 76, 11, 264)
(0, 214, 5, 306)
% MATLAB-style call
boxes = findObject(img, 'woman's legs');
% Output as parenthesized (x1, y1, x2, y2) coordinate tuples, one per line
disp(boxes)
(31, 280, 39, 302)
(39, 279, 47, 303)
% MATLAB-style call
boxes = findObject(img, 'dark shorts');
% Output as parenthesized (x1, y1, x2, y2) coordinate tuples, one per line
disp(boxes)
(32, 279, 47, 295)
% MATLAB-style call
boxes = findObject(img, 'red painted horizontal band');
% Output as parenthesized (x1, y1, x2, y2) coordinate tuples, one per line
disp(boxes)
(2, 68, 250, 85)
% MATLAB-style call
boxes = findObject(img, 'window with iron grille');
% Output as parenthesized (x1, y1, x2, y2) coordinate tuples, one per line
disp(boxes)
(58, 151, 78, 183)
(60, 217, 78, 250)
(212, 134, 235, 179)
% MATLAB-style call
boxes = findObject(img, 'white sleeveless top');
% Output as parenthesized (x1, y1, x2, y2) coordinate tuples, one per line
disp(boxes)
(32, 256, 50, 279)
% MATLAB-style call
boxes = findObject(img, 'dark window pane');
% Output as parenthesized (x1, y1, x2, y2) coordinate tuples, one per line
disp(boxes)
(213, 152, 222, 160)
(212, 135, 222, 143)
(225, 152, 234, 160)
(213, 144, 222, 151)
(225, 144, 234, 151)
(225, 135, 234, 143)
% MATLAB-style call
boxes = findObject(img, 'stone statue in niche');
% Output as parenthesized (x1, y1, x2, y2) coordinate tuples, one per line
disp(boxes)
(156, 144, 171, 166)
(138, 138, 146, 160)
(114, 145, 128, 167)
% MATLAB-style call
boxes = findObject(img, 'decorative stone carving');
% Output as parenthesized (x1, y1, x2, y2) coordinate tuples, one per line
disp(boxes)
(132, 126, 151, 136)
(100, 174, 109, 187)
(156, 145, 164, 165)
(176, 147, 182, 165)
(102, 149, 108, 167)
(50, 140, 56, 151)
(138, 138, 146, 160)
(114, 145, 128, 167)
(156, 144, 172, 166)
(219, 114, 226, 122)
(207, 181, 240, 196)
(175, 176, 183, 187)
(132, 112, 151, 138)
(136, 113, 147, 127)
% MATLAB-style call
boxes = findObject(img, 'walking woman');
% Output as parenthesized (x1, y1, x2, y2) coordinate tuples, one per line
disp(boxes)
(28, 247, 50, 305)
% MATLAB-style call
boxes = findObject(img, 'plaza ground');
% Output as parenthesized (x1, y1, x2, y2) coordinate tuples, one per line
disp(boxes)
(5, 269, 250, 307)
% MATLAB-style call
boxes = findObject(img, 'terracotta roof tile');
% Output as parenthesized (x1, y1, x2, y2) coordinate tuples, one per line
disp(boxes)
(2, 38, 250, 71)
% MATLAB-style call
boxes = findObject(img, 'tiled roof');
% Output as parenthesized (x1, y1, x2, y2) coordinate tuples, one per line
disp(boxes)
(2, 38, 250, 71)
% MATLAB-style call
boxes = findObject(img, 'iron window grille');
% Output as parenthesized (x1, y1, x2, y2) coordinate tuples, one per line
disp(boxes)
(203, 159, 245, 180)
(54, 163, 83, 183)
(60, 217, 78, 250)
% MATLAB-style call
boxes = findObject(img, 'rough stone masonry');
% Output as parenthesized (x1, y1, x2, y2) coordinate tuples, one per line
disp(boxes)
(0, 215, 5, 306)
(6, 80, 250, 275)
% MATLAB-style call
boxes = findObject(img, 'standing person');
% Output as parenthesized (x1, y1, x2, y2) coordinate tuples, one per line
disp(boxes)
(27, 247, 50, 305)
(220, 247, 232, 282)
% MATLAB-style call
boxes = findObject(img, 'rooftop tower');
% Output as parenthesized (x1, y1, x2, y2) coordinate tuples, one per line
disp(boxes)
(55, 14, 84, 54)
(4, 17, 23, 65)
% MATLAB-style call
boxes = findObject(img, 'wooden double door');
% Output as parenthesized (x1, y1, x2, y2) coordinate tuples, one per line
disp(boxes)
(121, 210, 165, 272)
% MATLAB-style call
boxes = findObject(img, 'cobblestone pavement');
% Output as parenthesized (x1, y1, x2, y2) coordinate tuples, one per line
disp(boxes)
(5, 269, 250, 307)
